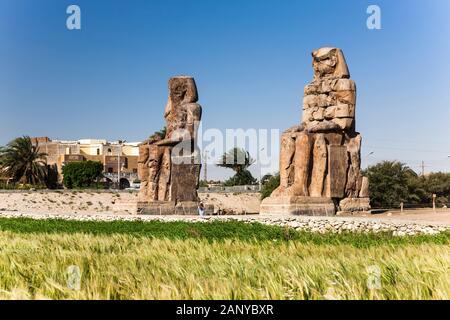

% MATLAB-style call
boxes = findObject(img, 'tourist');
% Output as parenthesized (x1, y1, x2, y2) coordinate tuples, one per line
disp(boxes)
(198, 202, 205, 217)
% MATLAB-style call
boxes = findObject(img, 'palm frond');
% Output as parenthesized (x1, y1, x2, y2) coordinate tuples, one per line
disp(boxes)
(0, 136, 48, 185)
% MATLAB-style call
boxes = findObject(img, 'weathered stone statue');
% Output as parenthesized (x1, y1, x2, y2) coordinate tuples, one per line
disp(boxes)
(138, 76, 207, 214)
(260, 47, 370, 215)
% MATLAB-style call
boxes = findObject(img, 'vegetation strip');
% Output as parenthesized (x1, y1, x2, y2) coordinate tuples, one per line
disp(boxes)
(0, 217, 448, 247)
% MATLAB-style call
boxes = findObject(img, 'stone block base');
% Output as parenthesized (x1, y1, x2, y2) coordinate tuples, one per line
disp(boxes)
(260, 196, 336, 216)
(137, 201, 214, 215)
(339, 198, 371, 212)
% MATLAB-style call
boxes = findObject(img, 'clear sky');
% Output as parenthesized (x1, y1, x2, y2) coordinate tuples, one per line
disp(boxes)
(1, 0, 450, 180)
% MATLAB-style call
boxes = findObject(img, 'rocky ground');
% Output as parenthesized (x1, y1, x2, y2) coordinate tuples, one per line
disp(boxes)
(0, 190, 449, 236)
(0, 190, 261, 215)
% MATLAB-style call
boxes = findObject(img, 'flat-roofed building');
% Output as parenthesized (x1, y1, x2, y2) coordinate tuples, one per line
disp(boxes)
(31, 137, 140, 188)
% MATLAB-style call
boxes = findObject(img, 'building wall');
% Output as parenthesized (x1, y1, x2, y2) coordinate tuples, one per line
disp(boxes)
(31, 137, 140, 182)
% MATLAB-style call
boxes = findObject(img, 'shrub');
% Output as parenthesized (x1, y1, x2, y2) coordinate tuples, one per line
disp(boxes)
(223, 170, 257, 186)
(260, 173, 280, 199)
(62, 161, 103, 189)
(199, 180, 208, 188)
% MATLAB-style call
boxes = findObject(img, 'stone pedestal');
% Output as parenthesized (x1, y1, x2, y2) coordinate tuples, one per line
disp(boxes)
(338, 198, 370, 212)
(260, 196, 336, 216)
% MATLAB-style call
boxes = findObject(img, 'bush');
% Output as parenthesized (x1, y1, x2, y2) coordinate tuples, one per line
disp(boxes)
(199, 180, 208, 188)
(422, 172, 450, 204)
(364, 161, 427, 208)
(260, 173, 280, 199)
(62, 161, 103, 189)
(223, 170, 257, 186)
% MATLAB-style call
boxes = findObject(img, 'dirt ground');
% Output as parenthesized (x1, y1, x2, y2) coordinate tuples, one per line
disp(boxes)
(0, 191, 449, 226)
(357, 209, 450, 227)
(0, 190, 261, 216)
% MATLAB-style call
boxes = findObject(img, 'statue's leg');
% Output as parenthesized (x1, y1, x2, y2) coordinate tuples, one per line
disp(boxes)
(345, 134, 362, 197)
(157, 147, 171, 201)
(309, 134, 327, 197)
(137, 144, 150, 202)
(271, 132, 296, 196)
(145, 144, 163, 201)
(291, 132, 312, 196)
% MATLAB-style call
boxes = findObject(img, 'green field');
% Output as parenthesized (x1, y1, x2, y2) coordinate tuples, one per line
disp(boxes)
(0, 218, 449, 300)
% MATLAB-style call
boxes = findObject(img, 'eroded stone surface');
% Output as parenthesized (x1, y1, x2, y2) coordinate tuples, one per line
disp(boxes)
(261, 47, 369, 215)
(138, 76, 203, 213)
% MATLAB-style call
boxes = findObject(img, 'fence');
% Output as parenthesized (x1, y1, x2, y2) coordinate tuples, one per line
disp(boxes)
(198, 185, 261, 193)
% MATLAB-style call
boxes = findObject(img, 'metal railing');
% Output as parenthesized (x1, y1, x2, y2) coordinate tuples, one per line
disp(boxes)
(198, 185, 261, 193)
(103, 172, 138, 182)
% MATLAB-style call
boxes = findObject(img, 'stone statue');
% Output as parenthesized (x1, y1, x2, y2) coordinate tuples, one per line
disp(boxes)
(260, 47, 370, 215)
(138, 76, 207, 214)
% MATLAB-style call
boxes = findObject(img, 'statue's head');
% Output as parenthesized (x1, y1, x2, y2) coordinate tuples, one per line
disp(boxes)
(168, 76, 198, 105)
(312, 47, 350, 80)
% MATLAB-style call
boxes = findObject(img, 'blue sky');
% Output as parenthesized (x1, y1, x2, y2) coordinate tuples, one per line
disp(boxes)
(1, 0, 450, 179)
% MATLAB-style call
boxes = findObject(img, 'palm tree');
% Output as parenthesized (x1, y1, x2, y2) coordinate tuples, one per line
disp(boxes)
(0, 136, 48, 185)
(217, 148, 256, 186)
(150, 127, 167, 140)
(217, 147, 255, 174)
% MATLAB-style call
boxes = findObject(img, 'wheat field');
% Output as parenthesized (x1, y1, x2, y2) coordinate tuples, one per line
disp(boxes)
(0, 229, 448, 300)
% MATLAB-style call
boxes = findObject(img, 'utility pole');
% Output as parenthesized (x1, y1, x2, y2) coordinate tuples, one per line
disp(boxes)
(259, 147, 265, 190)
(203, 150, 208, 182)
(117, 142, 121, 189)
(417, 161, 430, 177)
(117, 140, 125, 189)
(420, 161, 432, 177)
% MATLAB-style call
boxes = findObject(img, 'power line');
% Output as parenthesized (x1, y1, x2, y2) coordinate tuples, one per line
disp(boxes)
(417, 161, 431, 176)
(364, 145, 446, 154)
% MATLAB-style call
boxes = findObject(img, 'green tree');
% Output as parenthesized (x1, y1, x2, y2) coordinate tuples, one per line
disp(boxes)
(422, 172, 450, 205)
(364, 161, 424, 208)
(223, 170, 257, 186)
(260, 173, 280, 199)
(150, 127, 167, 140)
(62, 161, 104, 189)
(217, 148, 256, 186)
(0, 136, 47, 185)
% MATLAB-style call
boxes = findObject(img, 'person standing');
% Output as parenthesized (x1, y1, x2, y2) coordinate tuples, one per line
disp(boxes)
(198, 202, 205, 217)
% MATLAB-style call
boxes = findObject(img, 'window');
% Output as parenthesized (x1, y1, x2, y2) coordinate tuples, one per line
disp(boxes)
(108, 167, 113, 173)
(96, 148, 100, 155)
